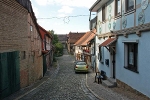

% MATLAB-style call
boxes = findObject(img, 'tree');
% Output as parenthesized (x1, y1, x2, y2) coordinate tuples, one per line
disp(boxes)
(55, 42, 63, 56)
(49, 30, 58, 44)
(49, 30, 63, 57)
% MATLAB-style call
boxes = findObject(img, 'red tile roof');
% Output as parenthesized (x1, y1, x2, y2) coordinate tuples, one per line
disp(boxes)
(75, 29, 96, 46)
(68, 32, 85, 44)
(99, 38, 116, 46)
(38, 25, 53, 50)
(38, 25, 52, 39)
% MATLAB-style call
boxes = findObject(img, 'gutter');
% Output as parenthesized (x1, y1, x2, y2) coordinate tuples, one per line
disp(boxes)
(89, 0, 101, 21)
(89, 0, 101, 12)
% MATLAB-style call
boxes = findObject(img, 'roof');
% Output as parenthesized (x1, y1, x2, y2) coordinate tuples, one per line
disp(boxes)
(75, 29, 96, 46)
(99, 38, 116, 46)
(89, 0, 109, 12)
(38, 25, 52, 39)
(57, 34, 67, 41)
(68, 32, 85, 44)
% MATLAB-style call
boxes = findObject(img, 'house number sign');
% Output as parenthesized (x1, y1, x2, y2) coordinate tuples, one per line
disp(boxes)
(141, 0, 149, 10)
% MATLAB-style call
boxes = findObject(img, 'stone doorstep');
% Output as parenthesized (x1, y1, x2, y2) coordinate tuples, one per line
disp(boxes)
(107, 77, 117, 86)
(102, 78, 117, 88)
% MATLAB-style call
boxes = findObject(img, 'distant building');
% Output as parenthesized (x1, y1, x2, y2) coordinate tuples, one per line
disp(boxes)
(38, 25, 54, 75)
(57, 34, 67, 48)
(67, 32, 85, 55)
(74, 29, 96, 68)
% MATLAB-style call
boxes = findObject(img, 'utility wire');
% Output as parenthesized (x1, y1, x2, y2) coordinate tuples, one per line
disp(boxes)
(37, 14, 96, 19)
(37, 14, 96, 24)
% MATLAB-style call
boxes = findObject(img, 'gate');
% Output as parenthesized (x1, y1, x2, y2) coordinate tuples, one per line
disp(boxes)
(0, 51, 20, 99)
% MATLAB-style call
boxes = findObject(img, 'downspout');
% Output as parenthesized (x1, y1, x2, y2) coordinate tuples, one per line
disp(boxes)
(89, 11, 91, 21)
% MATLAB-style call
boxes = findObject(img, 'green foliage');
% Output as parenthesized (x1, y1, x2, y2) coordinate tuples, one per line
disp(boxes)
(49, 30, 63, 57)
(55, 42, 63, 56)
(49, 30, 59, 44)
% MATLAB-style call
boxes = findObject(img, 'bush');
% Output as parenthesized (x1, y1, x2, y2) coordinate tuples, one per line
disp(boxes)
(55, 42, 63, 56)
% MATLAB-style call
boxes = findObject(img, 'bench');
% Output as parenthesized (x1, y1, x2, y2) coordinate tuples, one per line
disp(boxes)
(94, 70, 106, 84)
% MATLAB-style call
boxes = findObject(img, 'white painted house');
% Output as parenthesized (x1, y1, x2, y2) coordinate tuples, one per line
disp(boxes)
(89, 0, 150, 98)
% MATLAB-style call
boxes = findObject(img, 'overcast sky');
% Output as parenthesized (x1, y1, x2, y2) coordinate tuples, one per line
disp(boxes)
(30, 0, 96, 34)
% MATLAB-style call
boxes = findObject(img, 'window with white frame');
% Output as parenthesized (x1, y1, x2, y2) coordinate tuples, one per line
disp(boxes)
(126, 0, 135, 12)
(124, 42, 138, 73)
(115, 0, 121, 16)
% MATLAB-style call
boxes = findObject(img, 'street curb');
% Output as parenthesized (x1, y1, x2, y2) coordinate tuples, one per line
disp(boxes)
(14, 77, 50, 100)
(86, 74, 104, 100)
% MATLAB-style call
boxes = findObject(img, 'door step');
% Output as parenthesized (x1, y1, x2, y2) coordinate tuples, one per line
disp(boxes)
(102, 78, 117, 88)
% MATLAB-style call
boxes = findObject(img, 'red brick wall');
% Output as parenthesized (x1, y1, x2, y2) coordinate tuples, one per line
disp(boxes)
(1, 0, 43, 88)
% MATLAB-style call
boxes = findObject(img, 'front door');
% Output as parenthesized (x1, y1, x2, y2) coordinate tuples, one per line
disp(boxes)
(111, 47, 116, 79)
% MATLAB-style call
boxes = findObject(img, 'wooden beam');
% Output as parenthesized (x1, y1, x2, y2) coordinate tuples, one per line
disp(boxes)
(104, 46, 110, 51)
(110, 46, 116, 53)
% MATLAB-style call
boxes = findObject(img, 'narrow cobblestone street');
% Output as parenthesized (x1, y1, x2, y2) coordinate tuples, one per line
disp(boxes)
(18, 49, 99, 100)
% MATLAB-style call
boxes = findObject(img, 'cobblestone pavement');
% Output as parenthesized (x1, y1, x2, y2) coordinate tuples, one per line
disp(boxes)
(87, 71, 130, 100)
(4, 49, 150, 100)
(17, 49, 99, 100)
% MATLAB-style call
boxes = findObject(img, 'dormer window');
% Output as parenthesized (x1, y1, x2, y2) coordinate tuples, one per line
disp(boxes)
(126, 0, 135, 11)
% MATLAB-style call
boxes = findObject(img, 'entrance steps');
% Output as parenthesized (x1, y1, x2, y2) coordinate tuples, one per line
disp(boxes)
(102, 77, 117, 88)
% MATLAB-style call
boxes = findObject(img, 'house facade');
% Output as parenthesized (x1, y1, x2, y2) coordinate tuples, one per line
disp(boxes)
(0, 0, 43, 99)
(74, 29, 96, 67)
(38, 25, 53, 76)
(67, 32, 85, 55)
(90, 0, 150, 98)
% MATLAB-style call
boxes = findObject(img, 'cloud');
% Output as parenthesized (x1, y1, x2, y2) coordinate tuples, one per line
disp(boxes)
(34, 0, 96, 8)
(58, 6, 73, 14)
(34, 0, 48, 6)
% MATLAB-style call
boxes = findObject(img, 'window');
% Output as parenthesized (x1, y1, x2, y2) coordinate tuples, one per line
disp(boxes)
(124, 43, 138, 73)
(30, 25, 33, 31)
(98, 46, 104, 63)
(102, 6, 106, 22)
(126, 0, 135, 11)
(115, 0, 121, 16)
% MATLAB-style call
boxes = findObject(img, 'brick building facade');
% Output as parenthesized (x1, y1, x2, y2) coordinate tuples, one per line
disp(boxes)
(0, 0, 43, 89)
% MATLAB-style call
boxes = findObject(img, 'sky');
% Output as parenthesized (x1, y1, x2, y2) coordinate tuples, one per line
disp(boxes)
(30, 0, 96, 34)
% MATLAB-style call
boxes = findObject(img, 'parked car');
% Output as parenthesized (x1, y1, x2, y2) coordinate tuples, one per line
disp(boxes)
(74, 61, 88, 73)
